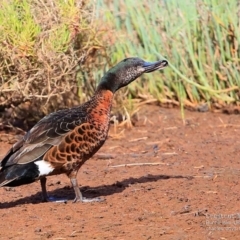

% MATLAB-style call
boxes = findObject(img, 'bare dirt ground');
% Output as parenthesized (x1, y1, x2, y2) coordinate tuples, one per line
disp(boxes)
(0, 105, 239, 240)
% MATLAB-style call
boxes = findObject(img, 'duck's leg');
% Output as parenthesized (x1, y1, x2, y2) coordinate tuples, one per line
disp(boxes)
(40, 177, 68, 203)
(69, 173, 104, 203)
(40, 177, 49, 202)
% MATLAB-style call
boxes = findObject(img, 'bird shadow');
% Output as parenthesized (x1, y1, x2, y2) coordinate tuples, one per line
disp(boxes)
(0, 174, 193, 208)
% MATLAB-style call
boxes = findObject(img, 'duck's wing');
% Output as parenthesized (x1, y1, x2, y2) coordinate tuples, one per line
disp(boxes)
(1, 107, 87, 168)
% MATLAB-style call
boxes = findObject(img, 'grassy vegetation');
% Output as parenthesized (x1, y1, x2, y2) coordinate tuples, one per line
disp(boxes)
(97, 0, 240, 110)
(0, 0, 108, 128)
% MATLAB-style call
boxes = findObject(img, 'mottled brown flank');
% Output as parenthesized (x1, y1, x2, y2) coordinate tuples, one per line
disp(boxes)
(43, 90, 114, 175)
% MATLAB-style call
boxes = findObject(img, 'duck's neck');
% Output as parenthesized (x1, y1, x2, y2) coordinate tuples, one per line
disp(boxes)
(96, 73, 119, 93)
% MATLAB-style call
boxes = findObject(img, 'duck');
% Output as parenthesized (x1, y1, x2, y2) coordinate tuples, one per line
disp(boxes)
(0, 57, 168, 203)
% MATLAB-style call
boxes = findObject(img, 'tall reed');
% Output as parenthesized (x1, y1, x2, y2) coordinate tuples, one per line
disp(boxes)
(96, 0, 240, 109)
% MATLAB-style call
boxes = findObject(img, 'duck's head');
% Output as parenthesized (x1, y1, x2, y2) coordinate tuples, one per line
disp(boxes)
(97, 57, 168, 93)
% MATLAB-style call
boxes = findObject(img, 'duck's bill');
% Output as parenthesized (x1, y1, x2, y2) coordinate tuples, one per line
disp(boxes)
(143, 59, 168, 73)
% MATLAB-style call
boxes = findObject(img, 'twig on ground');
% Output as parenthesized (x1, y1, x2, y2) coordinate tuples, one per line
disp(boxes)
(162, 152, 177, 156)
(95, 152, 177, 160)
(215, 124, 240, 128)
(109, 162, 169, 168)
(129, 137, 148, 142)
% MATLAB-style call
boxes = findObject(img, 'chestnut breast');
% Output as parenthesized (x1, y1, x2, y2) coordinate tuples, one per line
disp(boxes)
(43, 90, 113, 167)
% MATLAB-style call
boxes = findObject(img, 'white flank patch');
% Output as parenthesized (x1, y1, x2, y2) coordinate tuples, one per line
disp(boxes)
(35, 160, 54, 176)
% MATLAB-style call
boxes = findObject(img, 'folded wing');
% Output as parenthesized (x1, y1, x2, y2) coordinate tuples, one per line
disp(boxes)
(0, 107, 87, 168)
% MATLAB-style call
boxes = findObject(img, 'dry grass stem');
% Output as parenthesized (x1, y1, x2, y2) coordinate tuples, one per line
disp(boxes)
(128, 137, 148, 142)
(109, 162, 169, 168)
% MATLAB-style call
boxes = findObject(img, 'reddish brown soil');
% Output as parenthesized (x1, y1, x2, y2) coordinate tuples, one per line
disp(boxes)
(0, 105, 240, 240)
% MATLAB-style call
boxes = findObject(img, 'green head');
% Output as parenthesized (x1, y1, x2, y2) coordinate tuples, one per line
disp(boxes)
(97, 57, 168, 93)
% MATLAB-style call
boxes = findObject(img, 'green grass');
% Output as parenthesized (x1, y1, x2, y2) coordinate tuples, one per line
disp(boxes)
(96, 0, 240, 109)
(0, 0, 40, 56)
